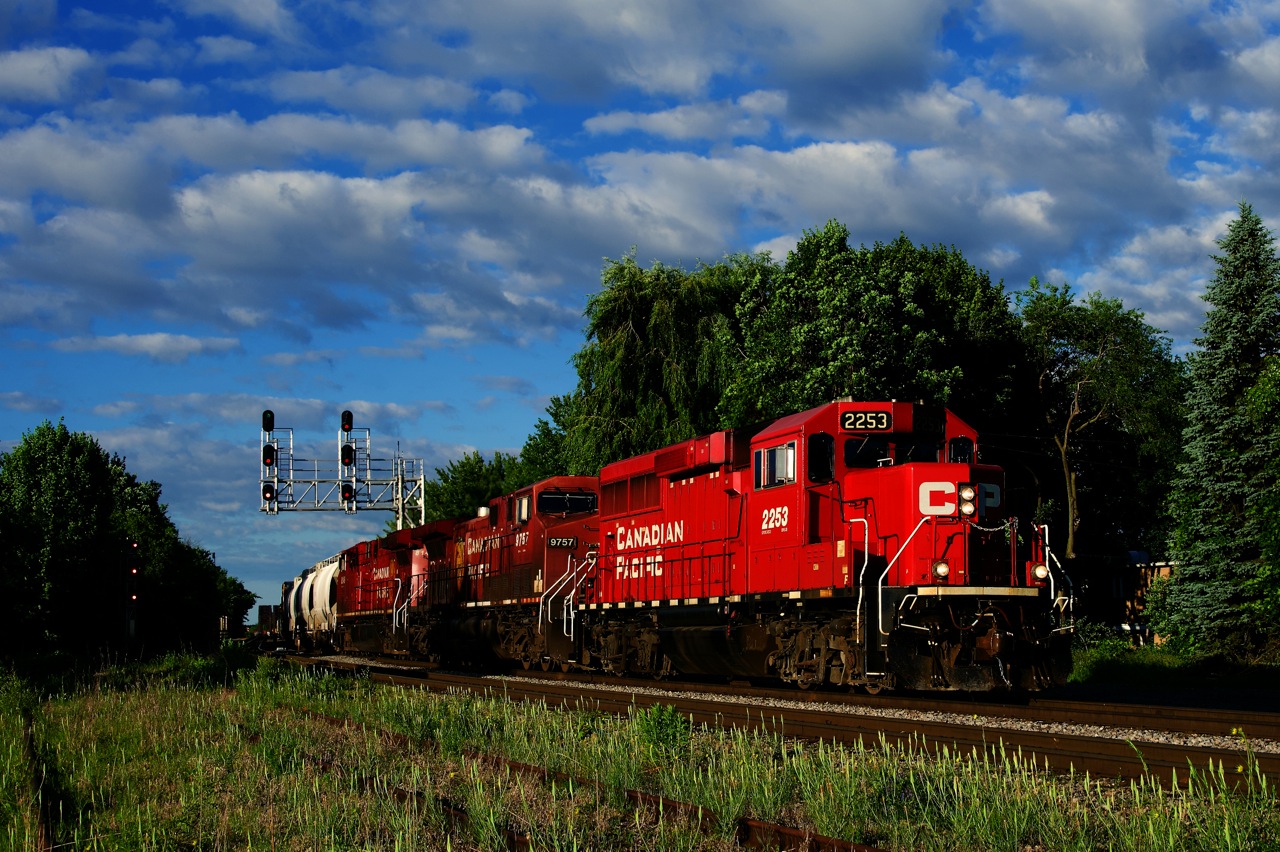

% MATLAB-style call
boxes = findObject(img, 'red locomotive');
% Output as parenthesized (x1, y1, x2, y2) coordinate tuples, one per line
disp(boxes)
(283, 400, 1073, 691)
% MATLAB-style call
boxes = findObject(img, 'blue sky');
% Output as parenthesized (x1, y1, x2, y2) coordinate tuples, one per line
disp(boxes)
(3, 0, 1279, 608)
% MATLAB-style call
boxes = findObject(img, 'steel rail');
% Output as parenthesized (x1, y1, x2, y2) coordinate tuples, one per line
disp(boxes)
(288, 654, 1280, 788)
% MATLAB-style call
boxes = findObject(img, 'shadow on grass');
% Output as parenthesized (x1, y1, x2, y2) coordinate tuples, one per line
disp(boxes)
(1065, 643, 1280, 709)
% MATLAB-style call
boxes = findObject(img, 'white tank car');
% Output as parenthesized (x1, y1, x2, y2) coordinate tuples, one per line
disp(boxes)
(303, 554, 342, 647)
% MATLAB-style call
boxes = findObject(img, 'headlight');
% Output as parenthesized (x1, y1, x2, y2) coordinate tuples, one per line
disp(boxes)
(958, 483, 977, 517)
(958, 485, 977, 502)
(932, 561, 950, 578)
(1032, 564, 1050, 580)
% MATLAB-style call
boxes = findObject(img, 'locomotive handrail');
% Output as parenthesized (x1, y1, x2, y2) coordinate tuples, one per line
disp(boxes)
(536, 572, 564, 633)
(1037, 524, 1075, 631)
(863, 514, 933, 678)
(538, 551, 589, 634)
(849, 518, 869, 588)
(876, 515, 933, 637)
(562, 551, 598, 640)
(391, 578, 405, 633)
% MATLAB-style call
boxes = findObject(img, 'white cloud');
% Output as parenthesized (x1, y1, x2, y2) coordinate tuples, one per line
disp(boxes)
(584, 90, 786, 140)
(0, 389, 61, 413)
(195, 35, 257, 65)
(263, 66, 476, 116)
(0, 46, 94, 102)
(52, 333, 241, 362)
(178, 0, 298, 40)
(487, 89, 531, 114)
(1235, 35, 1280, 83)
(981, 190, 1058, 236)
(1070, 212, 1234, 346)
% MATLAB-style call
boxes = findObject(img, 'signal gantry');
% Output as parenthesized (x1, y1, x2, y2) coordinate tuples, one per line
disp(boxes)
(259, 409, 427, 529)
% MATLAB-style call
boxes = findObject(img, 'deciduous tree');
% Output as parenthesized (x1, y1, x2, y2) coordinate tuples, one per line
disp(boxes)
(719, 222, 1023, 432)
(1016, 278, 1184, 561)
(555, 251, 760, 473)
(0, 420, 255, 667)
(420, 450, 516, 521)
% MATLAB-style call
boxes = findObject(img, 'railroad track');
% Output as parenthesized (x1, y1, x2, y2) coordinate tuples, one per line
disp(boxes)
(289, 655, 1280, 789)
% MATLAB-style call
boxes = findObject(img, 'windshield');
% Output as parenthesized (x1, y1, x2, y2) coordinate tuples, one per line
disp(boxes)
(536, 491, 598, 516)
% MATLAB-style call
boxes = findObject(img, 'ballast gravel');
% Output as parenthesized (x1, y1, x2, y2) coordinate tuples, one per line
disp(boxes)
(487, 673, 1280, 756)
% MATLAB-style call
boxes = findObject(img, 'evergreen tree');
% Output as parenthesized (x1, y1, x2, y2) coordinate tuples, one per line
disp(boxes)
(1245, 358, 1280, 629)
(1156, 202, 1280, 656)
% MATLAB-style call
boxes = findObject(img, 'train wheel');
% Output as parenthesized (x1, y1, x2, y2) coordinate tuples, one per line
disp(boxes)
(863, 682, 884, 695)
(521, 658, 532, 671)
(540, 658, 553, 672)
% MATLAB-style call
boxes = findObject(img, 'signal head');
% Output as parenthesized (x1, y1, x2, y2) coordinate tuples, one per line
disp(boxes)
(341, 409, 354, 433)
(341, 482, 355, 502)
(263, 444, 277, 467)
(341, 443, 355, 467)
(262, 409, 275, 432)
(262, 483, 277, 502)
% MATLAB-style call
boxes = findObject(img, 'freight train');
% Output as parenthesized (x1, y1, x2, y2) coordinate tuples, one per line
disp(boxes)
(281, 400, 1074, 691)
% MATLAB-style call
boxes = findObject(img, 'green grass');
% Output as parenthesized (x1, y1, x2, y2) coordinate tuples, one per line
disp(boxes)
(1068, 623, 1280, 696)
(2, 655, 1278, 850)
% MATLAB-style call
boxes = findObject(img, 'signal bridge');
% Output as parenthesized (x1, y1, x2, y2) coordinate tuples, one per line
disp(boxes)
(259, 409, 427, 530)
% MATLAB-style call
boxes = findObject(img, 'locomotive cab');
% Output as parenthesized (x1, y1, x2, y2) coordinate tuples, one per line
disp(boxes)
(453, 476, 600, 670)
(797, 400, 1073, 690)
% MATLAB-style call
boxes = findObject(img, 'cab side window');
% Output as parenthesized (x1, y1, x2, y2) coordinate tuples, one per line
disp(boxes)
(754, 441, 796, 489)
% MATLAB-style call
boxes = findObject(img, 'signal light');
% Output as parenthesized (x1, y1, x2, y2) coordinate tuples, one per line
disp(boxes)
(341, 443, 355, 467)
(262, 409, 275, 432)
(341, 482, 355, 502)
(341, 409, 353, 432)
(263, 444, 277, 467)
(263, 483, 277, 502)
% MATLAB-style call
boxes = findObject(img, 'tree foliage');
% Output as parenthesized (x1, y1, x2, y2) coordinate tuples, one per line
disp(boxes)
(0, 420, 254, 669)
(1016, 278, 1184, 560)
(420, 450, 516, 522)
(719, 222, 1024, 431)
(1246, 357, 1280, 580)
(549, 251, 761, 474)
(1156, 202, 1280, 657)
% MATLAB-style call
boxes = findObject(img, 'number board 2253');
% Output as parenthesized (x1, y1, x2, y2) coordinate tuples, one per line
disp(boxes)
(840, 410, 892, 432)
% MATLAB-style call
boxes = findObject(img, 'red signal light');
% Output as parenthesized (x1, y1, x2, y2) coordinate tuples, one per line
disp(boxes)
(341, 443, 355, 467)
(263, 483, 277, 502)
(341, 409, 354, 432)
(341, 482, 355, 502)
(263, 444, 277, 467)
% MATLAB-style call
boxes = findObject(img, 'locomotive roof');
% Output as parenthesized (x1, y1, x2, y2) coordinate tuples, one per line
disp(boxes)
(749, 402, 832, 443)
